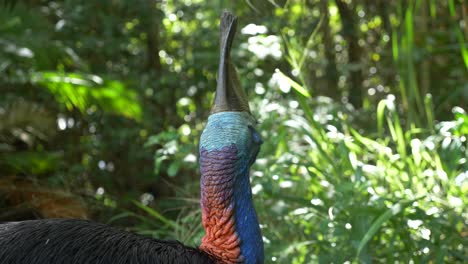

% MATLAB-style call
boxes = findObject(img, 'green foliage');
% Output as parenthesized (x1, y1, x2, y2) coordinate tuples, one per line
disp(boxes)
(254, 75, 466, 262)
(33, 71, 142, 120)
(1, 0, 467, 263)
(0, 150, 62, 175)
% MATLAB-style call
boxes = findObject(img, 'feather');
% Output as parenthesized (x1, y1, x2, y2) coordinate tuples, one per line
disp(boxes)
(0, 219, 214, 264)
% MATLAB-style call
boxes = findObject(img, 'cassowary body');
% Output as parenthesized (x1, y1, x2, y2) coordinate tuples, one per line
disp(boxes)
(0, 11, 264, 264)
(0, 219, 213, 264)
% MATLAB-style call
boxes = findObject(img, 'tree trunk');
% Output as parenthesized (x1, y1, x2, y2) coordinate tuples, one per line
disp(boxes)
(335, 0, 364, 108)
(419, 0, 430, 99)
(145, 1, 162, 72)
(319, 0, 339, 100)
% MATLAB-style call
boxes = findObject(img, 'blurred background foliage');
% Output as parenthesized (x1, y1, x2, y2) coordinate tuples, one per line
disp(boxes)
(0, 0, 467, 263)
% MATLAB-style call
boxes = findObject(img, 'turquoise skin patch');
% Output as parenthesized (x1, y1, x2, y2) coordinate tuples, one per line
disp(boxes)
(200, 112, 259, 154)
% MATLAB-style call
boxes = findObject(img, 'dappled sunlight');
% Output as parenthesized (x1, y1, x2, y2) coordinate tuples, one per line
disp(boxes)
(33, 72, 142, 121)
(1, 0, 466, 263)
(243, 35, 282, 60)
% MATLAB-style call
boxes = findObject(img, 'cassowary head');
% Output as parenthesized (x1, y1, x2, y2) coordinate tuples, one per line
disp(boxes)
(200, 12, 262, 165)
(198, 11, 264, 264)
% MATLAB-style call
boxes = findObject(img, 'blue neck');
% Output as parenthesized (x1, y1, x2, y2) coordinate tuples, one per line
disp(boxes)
(233, 161, 264, 264)
(199, 112, 264, 263)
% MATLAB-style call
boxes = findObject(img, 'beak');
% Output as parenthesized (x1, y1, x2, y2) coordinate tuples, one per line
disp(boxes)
(211, 11, 251, 114)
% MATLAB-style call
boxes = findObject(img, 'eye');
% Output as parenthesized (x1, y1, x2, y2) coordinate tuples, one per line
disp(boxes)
(248, 125, 263, 145)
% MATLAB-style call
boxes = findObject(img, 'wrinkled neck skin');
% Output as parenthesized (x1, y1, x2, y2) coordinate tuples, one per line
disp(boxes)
(199, 112, 264, 264)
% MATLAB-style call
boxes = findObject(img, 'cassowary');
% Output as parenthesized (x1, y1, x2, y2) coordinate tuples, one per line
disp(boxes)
(0, 11, 264, 264)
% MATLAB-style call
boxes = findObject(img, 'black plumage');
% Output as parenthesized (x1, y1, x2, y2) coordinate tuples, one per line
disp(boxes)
(0, 219, 214, 264)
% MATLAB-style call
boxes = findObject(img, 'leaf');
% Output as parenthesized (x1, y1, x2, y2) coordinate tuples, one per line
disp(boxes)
(106, 212, 136, 224)
(167, 161, 179, 177)
(429, 0, 436, 17)
(376, 99, 387, 137)
(32, 71, 142, 121)
(454, 109, 468, 135)
(275, 69, 311, 97)
(424, 94, 434, 130)
(392, 30, 399, 62)
(456, 29, 468, 70)
(448, 0, 456, 17)
(356, 197, 424, 258)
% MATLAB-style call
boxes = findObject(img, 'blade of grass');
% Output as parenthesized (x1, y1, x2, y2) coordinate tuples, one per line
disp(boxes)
(456, 30, 468, 69)
(377, 99, 387, 137)
(392, 30, 399, 62)
(275, 69, 311, 97)
(429, 0, 436, 17)
(404, 6, 423, 122)
(133, 200, 183, 231)
(448, 0, 455, 16)
(298, 16, 323, 69)
(424, 94, 434, 131)
(356, 197, 424, 258)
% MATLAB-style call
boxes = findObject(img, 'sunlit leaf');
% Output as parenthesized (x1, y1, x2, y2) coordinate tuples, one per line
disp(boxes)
(32, 72, 142, 121)
(456, 30, 468, 70)
(274, 69, 311, 97)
